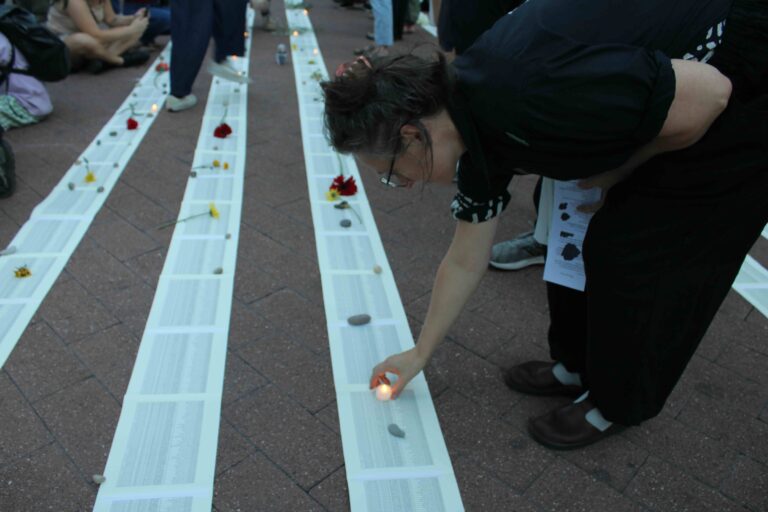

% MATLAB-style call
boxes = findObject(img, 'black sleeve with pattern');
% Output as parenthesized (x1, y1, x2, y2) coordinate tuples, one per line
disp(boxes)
(450, 153, 512, 223)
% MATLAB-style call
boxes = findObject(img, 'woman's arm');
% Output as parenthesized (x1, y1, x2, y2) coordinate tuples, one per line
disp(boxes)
(370, 216, 499, 398)
(578, 58, 732, 212)
(66, 0, 144, 42)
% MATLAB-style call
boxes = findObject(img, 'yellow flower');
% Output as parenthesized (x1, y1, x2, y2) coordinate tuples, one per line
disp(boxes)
(326, 189, 340, 201)
(84, 171, 96, 183)
(223, 162, 229, 170)
(14, 266, 31, 278)
(209, 202, 220, 219)
(212, 160, 221, 168)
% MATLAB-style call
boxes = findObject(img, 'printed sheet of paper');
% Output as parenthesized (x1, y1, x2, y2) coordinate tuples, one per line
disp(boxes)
(543, 180, 601, 292)
(285, 7, 463, 511)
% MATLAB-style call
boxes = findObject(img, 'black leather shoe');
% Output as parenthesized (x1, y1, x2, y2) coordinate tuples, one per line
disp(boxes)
(503, 361, 583, 397)
(528, 398, 623, 450)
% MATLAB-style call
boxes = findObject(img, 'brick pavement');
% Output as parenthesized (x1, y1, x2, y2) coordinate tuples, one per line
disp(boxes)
(0, 1, 766, 511)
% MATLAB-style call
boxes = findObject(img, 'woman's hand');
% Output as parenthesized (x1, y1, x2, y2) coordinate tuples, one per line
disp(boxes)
(130, 15, 149, 34)
(369, 348, 429, 400)
(576, 165, 634, 213)
(133, 8, 148, 19)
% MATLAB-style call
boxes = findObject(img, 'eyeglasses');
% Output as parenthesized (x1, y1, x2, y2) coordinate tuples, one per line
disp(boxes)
(380, 139, 409, 188)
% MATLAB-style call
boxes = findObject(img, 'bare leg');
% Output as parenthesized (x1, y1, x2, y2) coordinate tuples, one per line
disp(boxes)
(105, 29, 143, 58)
(63, 33, 124, 65)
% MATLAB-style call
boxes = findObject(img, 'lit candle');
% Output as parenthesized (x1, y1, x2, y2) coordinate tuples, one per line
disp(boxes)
(303, 9, 309, 15)
(375, 384, 392, 401)
(244, 31, 249, 38)
(292, 30, 299, 37)
(313, 48, 319, 55)
(232, 55, 238, 61)
(151, 103, 158, 113)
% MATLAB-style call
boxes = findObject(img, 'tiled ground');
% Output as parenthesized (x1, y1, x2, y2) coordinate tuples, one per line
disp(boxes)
(1, 2, 767, 511)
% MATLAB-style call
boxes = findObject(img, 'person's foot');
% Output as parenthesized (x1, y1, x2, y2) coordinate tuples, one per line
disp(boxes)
(84, 59, 105, 74)
(207, 59, 251, 84)
(121, 49, 150, 67)
(489, 231, 546, 270)
(503, 361, 583, 397)
(528, 397, 622, 450)
(260, 14, 276, 31)
(166, 94, 198, 112)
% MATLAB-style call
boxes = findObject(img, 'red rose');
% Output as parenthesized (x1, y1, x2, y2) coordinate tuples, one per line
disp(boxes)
(330, 175, 357, 196)
(213, 122, 233, 138)
(127, 117, 139, 130)
(155, 62, 169, 72)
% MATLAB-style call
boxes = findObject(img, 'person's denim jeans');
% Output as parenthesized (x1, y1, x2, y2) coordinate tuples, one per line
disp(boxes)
(371, 0, 393, 46)
(111, 1, 171, 44)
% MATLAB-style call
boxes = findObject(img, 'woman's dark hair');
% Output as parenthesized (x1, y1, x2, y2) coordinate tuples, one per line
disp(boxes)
(321, 51, 454, 163)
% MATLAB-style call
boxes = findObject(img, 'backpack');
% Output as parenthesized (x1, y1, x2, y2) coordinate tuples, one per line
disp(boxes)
(0, 6, 70, 82)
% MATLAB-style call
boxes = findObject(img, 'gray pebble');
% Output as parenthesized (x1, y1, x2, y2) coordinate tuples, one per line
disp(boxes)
(339, 219, 352, 228)
(333, 201, 349, 210)
(97, 186, 105, 193)
(388, 423, 405, 438)
(109, 131, 118, 137)
(113, 163, 119, 168)
(96, 140, 101, 145)
(190, 171, 197, 177)
(347, 314, 371, 326)
(225, 233, 232, 240)
(92, 474, 106, 484)
(67, 182, 75, 191)
(213, 267, 223, 275)
(373, 265, 382, 274)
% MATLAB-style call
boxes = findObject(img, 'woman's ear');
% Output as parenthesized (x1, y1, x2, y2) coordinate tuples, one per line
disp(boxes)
(400, 123, 423, 143)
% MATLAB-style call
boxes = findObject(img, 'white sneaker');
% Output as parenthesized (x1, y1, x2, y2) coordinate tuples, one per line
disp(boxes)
(166, 94, 198, 112)
(207, 59, 251, 84)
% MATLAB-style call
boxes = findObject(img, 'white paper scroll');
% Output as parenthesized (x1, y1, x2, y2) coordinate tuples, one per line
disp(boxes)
(0, 46, 173, 369)
(93, 11, 253, 512)
(284, 7, 464, 511)
(734, 255, 768, 318)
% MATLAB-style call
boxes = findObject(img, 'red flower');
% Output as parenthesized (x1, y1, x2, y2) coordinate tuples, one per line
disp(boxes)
(330, 175, 357, 196)
(127, 117, 139, 130)
(213, 123, 233, 138)
(155, 62, 169, 72)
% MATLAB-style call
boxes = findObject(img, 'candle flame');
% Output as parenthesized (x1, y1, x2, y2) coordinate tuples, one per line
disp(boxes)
(151, 103, 158, 113)
(293, 30, 299, 37)
(375, 384, 392, 401)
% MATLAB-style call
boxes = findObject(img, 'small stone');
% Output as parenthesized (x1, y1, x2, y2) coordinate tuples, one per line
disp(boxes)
(67, 182, 75, 191)
(225, 233, 232, 239)
(340, 219, 352, 228)
(96, 140, 101, 145)
(132, 92, 137, 97)
(347, 314, 371, 326)
(75, 159, 82, 165)
(388, 423, 405, 438)
(213, 267, 223, 274)
(373, 265, 382, 274)
(213, 146, 219, 151)
(113, 163, 119, 168)
(92, 474, 106, 484)
(234, 88, 240, 93)
(146, 112, 153, 118)
(190, 171, 197, 177)
(109, 131, 118, 137)
(333, 201, 349, 210)
(97, 186, 105, 193)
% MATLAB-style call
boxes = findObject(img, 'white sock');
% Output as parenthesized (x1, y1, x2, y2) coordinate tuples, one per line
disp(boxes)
(574, 391, 613, 432)
(552, 362, 582, 387)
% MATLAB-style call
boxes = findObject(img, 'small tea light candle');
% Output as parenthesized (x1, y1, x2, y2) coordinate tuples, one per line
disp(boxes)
(244, 31, 249, 38)
(232, 55, 238, 61)
(303, 8, 309, 15)
(375, 384, 392, 401)
(292, 30, 299, 37)
(313, 48, 319, 55)
(151, 103, 158, 113)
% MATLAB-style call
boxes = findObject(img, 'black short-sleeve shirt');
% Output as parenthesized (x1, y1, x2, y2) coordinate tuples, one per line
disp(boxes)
(448, 0, 733, 223)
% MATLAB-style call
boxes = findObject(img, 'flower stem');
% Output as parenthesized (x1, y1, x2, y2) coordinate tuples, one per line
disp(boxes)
(155, 211, 209, 230)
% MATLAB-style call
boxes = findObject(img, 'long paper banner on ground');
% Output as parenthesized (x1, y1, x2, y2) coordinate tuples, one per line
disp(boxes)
(285, 7, 464, 511)
(734, 255, 768, 318)
(93, 11, 252, 511)
(0, 46, 172, 369)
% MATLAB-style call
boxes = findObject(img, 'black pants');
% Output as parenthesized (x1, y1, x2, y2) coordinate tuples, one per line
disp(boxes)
(545, 97, 768, 426)
(169, 0, 248, 97)
(392, 0, 408, 40)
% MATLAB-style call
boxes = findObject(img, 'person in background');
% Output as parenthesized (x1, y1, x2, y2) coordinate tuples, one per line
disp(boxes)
(0, 32, 52, 130)
(110, 0, 171, 47)
(166, 0, 249, 112)
(250, 0, 276, 32)
(46, 0, 150, 72)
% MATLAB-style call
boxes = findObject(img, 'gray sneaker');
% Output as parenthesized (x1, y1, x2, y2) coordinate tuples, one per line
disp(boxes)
(490, 231, 546, 270)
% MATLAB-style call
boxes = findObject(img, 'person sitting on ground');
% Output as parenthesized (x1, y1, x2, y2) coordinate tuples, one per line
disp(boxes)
(0, 32, 52, 131)
(46, 0, 150, 73)
(110, 0, 171, 47)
